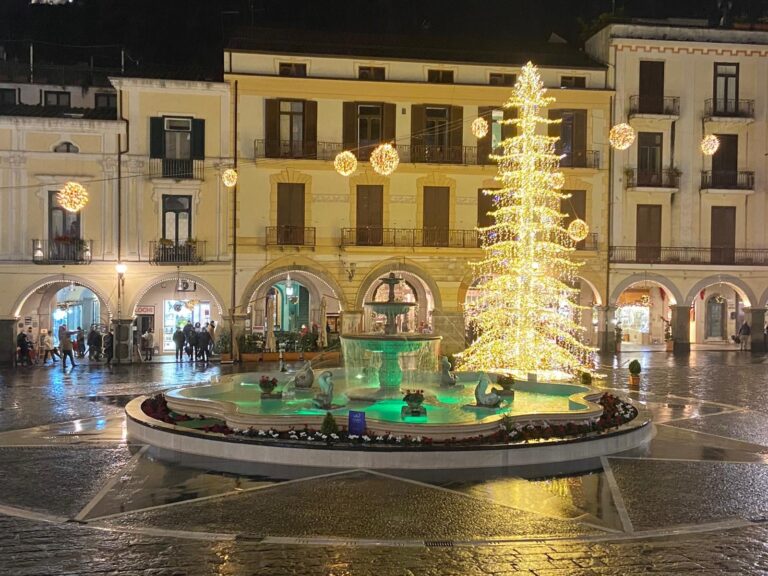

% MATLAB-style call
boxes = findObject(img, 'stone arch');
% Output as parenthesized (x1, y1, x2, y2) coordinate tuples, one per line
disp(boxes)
(128, 273, 227, 317)
(12, 274, 114, 318)
(758, 287, 768, 309)
(684, 275, 756, 308)
(610, 273, 683, 306)
(353, 259, 443, 312)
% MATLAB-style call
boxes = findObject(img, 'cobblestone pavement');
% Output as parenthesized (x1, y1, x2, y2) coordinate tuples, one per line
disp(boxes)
(1, 352, 768, 574)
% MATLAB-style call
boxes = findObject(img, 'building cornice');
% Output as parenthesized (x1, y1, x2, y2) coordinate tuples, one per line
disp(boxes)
(110, 77, 230, 94)
(0, 116, 124, 131)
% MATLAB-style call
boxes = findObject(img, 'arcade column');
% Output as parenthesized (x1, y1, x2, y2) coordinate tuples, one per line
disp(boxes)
(670, 305, 691, 356)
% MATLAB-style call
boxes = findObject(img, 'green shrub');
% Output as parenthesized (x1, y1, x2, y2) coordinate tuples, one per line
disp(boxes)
(628, 359, 641, 375)
(580, 372, 593, 385)
(320, 412, 338, 436)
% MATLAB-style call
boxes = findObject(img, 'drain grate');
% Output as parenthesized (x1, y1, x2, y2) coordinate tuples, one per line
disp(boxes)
(424, 540, 454, 548)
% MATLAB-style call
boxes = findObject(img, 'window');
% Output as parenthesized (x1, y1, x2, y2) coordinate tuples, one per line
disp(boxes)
(95, 93, 117, 109)
(0, 88, 16, 106)
(276, 183, 305, 245)
(358, 104, 382, 157)
(427, 69, 454, 84)
(638, 61, 665, 113)
(636, 204, 662, 262)
(356, 185, 383, 245)
(637, 132, 663, 185)
(49, 190, 80, 240)
(714, 63, 738, 114)
(358, 66, 385, 81)
(711, 134, 738, 187)
(149, 116, 205, 178)
(53, 141, 79, 153)
(265, 99, 317, 158)
(279, 62, 307, 77)
(489, 73, 516, 86)
(162, 195, 192, 243)
(560, 76, 586, 88)
(425, 107, 449, 148)
(44, 91, 70, 107)
(711, 206, 736, 264)
(342, 102, 394, 160)
(423, 186, 450, 246)
(548, 109, 587, 167)
(410, 104, 462, 163)
(279, 100, 305, 157)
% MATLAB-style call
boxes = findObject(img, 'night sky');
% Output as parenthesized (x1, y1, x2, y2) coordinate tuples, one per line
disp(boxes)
(1, 0, 766, 80)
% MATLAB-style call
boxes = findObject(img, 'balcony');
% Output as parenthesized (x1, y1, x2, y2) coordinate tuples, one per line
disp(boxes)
(254, 139, 338, 160)
(704, 98, 754, 120)
(700, 171, 754, 191)
(628, 95, 680, 117)
(559, 150, 601, 169)
(625, 168, 680, 189)
(148, 158, 205, 180)
(149, 240, 205, 265)
(32, 239, 92, 264)
(610, 245, 768, 266)
(267, 226, 316, 247)
(342, 227, 479, 248)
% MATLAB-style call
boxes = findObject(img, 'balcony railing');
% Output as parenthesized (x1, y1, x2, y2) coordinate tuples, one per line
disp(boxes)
(625, 168, 680, 188)
(700, 170, 754, 190)
(575, 233, 600, 251)
(267, 226, 316, 247)
(149, 240, 205, 265)
(704, 98, 754, 118)
(610, 245, 768, 265)
(32, 239, 92, 264)
(559, 150, 601, 169)
(628, 95, 680, 116)
(148, 158, 205, 180)
(342, 227, 479, 248)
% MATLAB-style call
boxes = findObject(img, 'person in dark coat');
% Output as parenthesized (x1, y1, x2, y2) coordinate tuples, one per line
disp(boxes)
(103, 330, 114, 365)
(172, 327, 185, 362)
(197, 328, 211, 363)
(16, 330, 31, 366)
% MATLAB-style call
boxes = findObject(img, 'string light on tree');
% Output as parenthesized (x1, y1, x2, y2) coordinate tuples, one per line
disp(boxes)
(334, 150, 358, 176)
(457, 62, 595, 380)
(471, 117, 489, 138)
(609, 123, 636, 150)
(370, 143, 400, 176)
(549, 172, 565, 190)
(57, 181, 89, 212)
(701, 134, 720, 156)
(221, 168, 238, 188)
(567, 219, 590, 242)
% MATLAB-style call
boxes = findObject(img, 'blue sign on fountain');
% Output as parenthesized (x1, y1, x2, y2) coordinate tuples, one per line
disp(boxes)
(348, 411, 366, 435)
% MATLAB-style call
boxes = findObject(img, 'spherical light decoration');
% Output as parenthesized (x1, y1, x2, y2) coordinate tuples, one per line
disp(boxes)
(57, 181, 88, 212)
(370, 143, 399, 176)
(609, 123, 636, 150)
(221, 168, 238, 188)
(549, 172, 565, 190)
(334, 150, 358, 176)
(567, 219, 590, 242)
(471, 117, 489, 139)
(701, 134, 720, 156)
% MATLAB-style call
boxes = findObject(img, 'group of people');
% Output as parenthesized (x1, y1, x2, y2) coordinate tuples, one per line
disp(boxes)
(17, 324, 114, 369)
(172, 320, 216, 363)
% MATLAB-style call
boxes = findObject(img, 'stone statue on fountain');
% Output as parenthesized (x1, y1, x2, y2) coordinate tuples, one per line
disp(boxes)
(292, 361, 314, 389)
(440, 356, 457, 387)
(474, 373, 502, 408)
(312, 370, 335, 409)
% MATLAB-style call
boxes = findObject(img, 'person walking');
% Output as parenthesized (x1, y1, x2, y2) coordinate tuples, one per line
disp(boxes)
(207, 321, 216, 355)
(41, 332, 59, 364)
(60, 328, 76, 369)
(173, 327, 185, 362)
(197, 328, 211, 363)
(143, 329, 154, 361)
(738, 321, 751, 351)
(16, 329, 31, 366)
(187, 327, 198, 362)
(76, 327, 86, 359)
(103, 329, 114, 365)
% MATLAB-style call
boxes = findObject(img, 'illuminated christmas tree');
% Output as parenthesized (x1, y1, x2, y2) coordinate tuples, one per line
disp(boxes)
(458, 62, 595, 379)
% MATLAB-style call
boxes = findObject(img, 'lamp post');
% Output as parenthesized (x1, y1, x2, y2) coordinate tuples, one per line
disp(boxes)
(115, 262, 126, 364)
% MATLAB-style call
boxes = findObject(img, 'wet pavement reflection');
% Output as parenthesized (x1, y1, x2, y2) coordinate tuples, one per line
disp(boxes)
(1, 353, 768, 573)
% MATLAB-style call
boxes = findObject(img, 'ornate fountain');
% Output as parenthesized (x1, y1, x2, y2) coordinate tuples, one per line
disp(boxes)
(342, 273, 441, 400)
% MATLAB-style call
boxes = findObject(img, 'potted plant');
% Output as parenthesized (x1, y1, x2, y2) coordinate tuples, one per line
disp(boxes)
(628, 359, 641, 386)
(217, 330, 232, 362)
(259, 375, 278, 394)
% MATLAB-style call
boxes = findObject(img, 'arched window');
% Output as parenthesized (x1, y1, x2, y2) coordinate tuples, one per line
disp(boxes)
(53, 141, 79, 153)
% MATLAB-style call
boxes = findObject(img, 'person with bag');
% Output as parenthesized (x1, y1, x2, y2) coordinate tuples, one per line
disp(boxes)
(738, 321, 751, 351)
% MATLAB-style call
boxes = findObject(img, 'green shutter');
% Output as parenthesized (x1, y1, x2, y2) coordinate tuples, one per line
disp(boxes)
(342, 102, 357, 153)
(265, 99, 280, 158)
(304, 100, 317, 158)
(191, 119, 205, 160)
(149, 117, 164, 158)
(383, 103, 396, 142)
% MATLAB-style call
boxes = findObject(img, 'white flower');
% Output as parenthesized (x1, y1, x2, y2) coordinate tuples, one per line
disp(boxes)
(321, 434, 328, 440)
(349, 434, 358, 440)
(414, 436, 422, 443)
(307, 436, 315, 441)
(375, 436, 384, 442)
(299, 431, 307, 437)
(330, 433, 339, 439)
(258, 430, 266, 436)
(395, 437, 402, 443)
(362, 435, 371, 442)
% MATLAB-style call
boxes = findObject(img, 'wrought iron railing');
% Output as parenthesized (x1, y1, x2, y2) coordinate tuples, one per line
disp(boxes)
(700, 170, 754, 190)
(267, 226, 316, 247)
(610, 245, 768, 265)
(704, 98, 754, 118)
(628, 95, 680, 116)
(341, 228, 479, 248)
(32, 239, 92, 264)
(149, 240, 205, 265)
(148, 158, 205, 180)
(558, 150, 601, 169)
(625, 168, 680, 188)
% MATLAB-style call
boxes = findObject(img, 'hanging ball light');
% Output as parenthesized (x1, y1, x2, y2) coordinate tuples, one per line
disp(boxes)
(471, 117, 489, 139)
(609, 123, 636, 150)
(370, 143, 400, 176)
(549, 172, 565, 190)
(221, 168, 238, 188)
(701, 134, 720, 156)
(57, 181, 89, 212)
(334, 150, 358, 176)
(567, 219, 590, 242)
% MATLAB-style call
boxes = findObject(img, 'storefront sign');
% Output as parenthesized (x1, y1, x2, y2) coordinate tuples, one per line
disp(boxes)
(136, 306, 155, 315)
(348, 411, 366, 436)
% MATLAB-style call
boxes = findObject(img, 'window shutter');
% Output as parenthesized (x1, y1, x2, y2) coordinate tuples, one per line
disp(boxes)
(382, 103, 396, 142)
(191, 119, 205, 160)
(149, 117, 164, 158)
(410, 105, 425, 147)
(477, 106, 494, 165)
(573, 110, 587, 167)
(265, 99, 280, 158)
(449, 105, 463, 152)
(343, 101, 357, 153)
(548, 109, 563, 156)
(303, 100, 317, 158)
